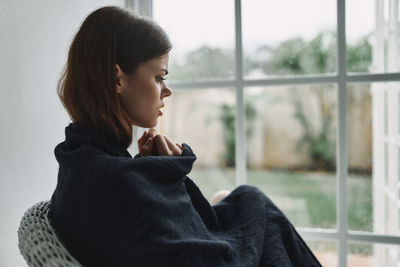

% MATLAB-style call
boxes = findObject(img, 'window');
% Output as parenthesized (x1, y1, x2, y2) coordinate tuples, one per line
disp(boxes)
(127, 0, 400, 266)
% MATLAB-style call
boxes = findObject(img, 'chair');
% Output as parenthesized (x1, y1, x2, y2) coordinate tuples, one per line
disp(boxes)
(17, 200, 82, 267)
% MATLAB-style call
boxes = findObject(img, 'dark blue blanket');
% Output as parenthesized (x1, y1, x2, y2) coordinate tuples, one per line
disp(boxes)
(49, 122, 322, 267)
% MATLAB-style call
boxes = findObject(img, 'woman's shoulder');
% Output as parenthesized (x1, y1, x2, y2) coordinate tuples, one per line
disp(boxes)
(57, 141, 132, 166)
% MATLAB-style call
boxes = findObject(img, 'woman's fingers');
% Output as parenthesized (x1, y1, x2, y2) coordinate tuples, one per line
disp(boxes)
(140, 136, 154, 156)
(137, 130, 149, 147)
(153, 134, 171, 156)
(138, 128, 157, 152)
(140, 129, 182, 157)
(176, 143, 183, 150)
(163, 135, 182, 156)
(139, 137, 150, 156)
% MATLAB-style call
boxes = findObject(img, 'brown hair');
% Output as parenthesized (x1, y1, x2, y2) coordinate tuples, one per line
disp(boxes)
(57, 6, 172, 148)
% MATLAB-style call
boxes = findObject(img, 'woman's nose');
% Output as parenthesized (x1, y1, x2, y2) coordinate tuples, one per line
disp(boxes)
(162, 84, 172, 98)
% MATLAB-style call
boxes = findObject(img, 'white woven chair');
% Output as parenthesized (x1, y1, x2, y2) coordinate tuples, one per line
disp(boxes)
(17, 200, 82, 267)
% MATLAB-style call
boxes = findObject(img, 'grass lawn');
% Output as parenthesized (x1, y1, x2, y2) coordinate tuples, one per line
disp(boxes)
(189, 167, 372, 231)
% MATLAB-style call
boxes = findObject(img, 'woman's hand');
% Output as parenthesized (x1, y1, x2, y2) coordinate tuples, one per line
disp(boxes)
(138, 128, 183, 157)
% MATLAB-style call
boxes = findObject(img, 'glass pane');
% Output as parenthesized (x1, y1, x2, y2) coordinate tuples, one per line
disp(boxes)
(304, 239, 337, 267)
(346, 0, 400, 73)
(348, 242, 400, 266)
(242, 0, 337, 79)
(245, 84, 337, 229)
(153, 0, 235, 82)
(346, 83, 373, 232)
(347, 82, 400, 235)
(158, 88, 236, 201)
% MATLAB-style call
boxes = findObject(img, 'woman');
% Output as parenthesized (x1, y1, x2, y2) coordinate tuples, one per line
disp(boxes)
(50, 5, 322, 267)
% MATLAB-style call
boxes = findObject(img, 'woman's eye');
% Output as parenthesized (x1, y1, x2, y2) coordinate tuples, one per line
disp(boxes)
(156, 76, 166, 82)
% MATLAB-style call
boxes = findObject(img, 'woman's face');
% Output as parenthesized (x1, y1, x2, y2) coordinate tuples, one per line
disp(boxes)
(116, 53, 172, 128)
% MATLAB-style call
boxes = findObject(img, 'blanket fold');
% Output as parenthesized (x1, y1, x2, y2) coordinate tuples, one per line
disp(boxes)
(49, 122, 322, 267)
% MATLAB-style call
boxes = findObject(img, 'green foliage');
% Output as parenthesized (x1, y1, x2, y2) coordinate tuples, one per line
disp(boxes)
(219, 102, 257, 167)
(263, 31, 337, 75)
(293, 93, 336, 171)
(168, 45, 234, 82)
(192, 167, 372, 232)
(262, 32, 371, 171)
(347, 36, 372, 72)
(167, 31, 371, 170)
(167, 31, 371, 80)
(253, 31, 371, 76)
(263, 37, 307, 74)
(302, 32, 337, 73)
(263, 32, 337, 170)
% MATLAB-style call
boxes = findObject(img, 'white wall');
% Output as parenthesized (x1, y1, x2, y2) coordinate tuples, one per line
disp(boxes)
(0, 0, 125, 266)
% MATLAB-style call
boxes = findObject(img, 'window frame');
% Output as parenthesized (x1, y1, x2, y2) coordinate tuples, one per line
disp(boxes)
(128, 0, 400, 266)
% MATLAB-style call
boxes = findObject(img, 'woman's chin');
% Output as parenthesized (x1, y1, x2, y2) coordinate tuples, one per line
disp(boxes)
(145, 120, 158, 129)
(133, 121, 157, 129)
(131, 115, 159, 129)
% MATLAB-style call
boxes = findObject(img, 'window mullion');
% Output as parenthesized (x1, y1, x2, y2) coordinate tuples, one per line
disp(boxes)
(125, 0, 152, 17)
(337, 0, 348, 266)
(234, 0, 247, 186)
(298, 228, 400, 245)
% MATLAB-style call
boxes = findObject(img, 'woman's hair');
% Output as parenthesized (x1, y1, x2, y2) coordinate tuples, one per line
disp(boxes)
(57, 6, 172, 148)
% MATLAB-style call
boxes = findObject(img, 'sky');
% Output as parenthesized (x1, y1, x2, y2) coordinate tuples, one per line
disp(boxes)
(153, 0, 375, 55)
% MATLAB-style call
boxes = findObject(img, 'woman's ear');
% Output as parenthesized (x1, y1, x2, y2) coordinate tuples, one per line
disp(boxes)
(115, 64, 125, 94)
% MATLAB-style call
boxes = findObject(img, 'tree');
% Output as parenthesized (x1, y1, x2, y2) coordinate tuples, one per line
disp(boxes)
(167, 45, 234, 82)
(167, 33, 371, 171)
(293, 86, 336, 171)
(257, 31, 371, 171)
(347, 36, 372, 72)
(219, 102, 257, 167)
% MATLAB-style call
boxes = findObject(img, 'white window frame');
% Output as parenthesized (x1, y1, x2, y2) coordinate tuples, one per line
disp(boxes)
(127, 0, 400, 266)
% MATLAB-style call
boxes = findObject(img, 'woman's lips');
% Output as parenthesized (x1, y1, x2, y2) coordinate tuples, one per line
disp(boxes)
(158, 109, 163, 116)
